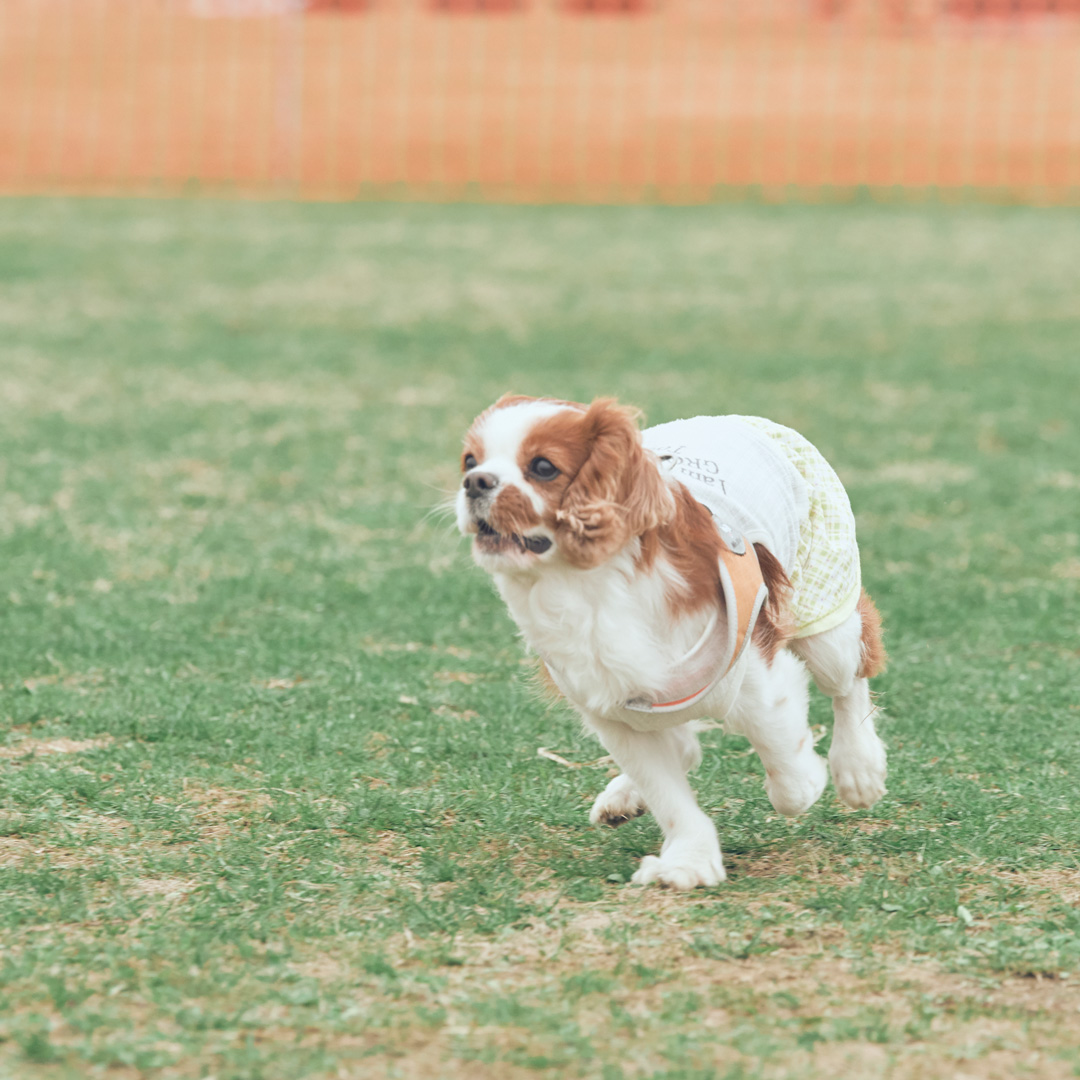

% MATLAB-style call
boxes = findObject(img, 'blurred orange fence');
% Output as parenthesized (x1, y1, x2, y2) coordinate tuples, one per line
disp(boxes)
(2, 0, 1079, 202)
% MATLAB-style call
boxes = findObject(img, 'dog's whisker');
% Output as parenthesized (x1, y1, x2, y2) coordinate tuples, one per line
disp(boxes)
(424, 496, 460, 524)
(419, 479, 460, 497)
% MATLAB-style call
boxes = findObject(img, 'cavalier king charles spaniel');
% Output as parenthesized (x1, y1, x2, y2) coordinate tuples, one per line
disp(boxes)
(456, 395, 887, 889)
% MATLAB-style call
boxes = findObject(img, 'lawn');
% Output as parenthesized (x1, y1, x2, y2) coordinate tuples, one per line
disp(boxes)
(0, 197, 1078, 1080)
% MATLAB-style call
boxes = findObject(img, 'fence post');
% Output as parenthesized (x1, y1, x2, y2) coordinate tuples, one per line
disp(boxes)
(273, 0, 306, 193)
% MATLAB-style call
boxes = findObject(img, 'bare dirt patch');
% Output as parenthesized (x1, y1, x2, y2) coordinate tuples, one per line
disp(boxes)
(724, 843, 859, 884)
(180, 781, 273, 839)
(989, 867, 1080, 908)
(0, 835, 98, 869)
(312, 903, 1080, 1080)
(0, 735, 113, 759)
(9, 669, 106, 694)
(130, 876, 200, 902)
(0, 809, 135, 869)
(337, 831, 425, 880)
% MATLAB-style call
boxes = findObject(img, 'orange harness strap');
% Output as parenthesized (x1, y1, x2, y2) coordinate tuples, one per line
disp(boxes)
(719, 539, 766, 677)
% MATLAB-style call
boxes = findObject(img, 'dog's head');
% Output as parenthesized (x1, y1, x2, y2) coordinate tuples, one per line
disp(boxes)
(456, 395, 675, 574)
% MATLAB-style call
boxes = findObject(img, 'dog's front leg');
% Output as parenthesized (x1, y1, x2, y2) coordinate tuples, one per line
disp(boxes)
(587, 716, 725, 890)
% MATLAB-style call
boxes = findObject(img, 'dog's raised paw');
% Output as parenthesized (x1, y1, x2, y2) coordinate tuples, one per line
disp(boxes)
(589, 774, 646, 828)
(765, 750, 828, 817)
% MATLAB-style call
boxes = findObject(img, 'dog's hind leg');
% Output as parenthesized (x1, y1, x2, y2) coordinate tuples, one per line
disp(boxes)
(790, 594, 887, 810)
(726, 648, 827, 817)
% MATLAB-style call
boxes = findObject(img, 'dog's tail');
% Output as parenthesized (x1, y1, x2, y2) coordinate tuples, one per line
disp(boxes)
(856, 589, 888, 680)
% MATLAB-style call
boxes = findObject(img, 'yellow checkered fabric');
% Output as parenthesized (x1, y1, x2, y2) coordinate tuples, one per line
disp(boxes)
(734, 416, 861, 638)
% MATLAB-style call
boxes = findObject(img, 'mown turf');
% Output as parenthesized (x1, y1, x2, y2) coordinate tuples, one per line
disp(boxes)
(0, 198, 1078, 1080)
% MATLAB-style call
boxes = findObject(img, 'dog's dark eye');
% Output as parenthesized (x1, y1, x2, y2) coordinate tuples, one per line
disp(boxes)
(530, 457, 559, 481)
(463, 453, 478, 472)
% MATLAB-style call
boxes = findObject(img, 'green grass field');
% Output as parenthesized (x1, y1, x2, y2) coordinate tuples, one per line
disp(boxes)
(0, 198, 1078, 1080)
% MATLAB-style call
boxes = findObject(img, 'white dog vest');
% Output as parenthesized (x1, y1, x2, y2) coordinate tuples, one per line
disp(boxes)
(643, 415, 862, 640)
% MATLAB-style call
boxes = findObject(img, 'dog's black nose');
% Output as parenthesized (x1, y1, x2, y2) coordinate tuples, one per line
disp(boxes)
(463, 471, 499, 500)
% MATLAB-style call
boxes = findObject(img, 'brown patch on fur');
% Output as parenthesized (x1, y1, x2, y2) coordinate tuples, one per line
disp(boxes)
(548, 399, 674, 568)
(752, 543, 794, 665)
(516, 404, 596, 517)
(461, 394, 537, 471)
(856, 589, 888, 679)
(462, 394, 585, 475)
(462, 430, 485, 472)
(488, 484, 543, 538)
(638, 481, 723, 619)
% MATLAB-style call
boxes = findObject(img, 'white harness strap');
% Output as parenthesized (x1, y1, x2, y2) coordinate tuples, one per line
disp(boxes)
(624, 530, 768, 714)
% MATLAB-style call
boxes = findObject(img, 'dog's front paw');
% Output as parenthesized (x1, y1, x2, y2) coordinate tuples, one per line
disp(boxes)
(589, 773, 646, 828)
(830, 732, 887, 809)
(765, 750, 828, 817)
(630, 845, 726, 890)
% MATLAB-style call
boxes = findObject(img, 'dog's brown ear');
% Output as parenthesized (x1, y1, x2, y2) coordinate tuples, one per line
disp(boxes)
(555, 398, 674, 568)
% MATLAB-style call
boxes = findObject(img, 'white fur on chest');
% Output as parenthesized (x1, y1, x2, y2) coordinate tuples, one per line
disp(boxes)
(493, 548, 712, 719)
